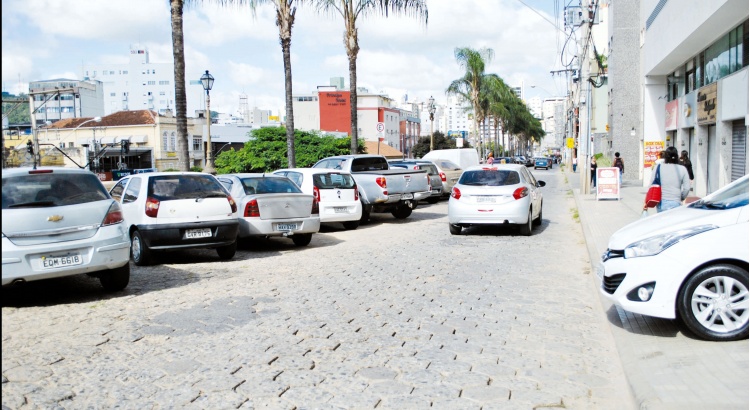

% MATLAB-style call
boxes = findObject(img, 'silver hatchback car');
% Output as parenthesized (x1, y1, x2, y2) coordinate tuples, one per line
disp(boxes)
(2, 168, 131, 291)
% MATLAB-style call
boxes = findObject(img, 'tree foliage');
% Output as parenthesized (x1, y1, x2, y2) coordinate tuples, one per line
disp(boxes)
(1, 93, 31, 124)
(214, 126, 364, 173)
(411, 132, 469, 159)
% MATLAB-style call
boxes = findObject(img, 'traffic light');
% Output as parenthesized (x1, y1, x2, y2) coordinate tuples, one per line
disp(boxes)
(26, 140, 34, 155)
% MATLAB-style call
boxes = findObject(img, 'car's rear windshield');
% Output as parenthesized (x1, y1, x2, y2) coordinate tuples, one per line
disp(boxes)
(240, 177, 302, 195)
(459, 170, 521, 186)
(313, 173, 356, 189)
(2, 171, 109, 209)
(148, 174, 226, 200)
(351, 157, 389, 172)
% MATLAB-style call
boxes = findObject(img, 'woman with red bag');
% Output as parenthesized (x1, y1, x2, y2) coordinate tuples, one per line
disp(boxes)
(654, 146, 691, 212)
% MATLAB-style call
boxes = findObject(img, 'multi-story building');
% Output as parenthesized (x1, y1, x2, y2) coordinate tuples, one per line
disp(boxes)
(641, 0, 748, 195)
(541, 97, 566, 150)
(82, 48, 175, 115)
(28, 79, 104, 126)
(444, 94, 473, 144)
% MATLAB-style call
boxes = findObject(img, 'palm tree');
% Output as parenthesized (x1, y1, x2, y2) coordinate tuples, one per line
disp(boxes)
(170, 0, 190, 171)
(446, 47, 494, 159)
(483, 75, 512, 156)
(314, 0, 428, 154)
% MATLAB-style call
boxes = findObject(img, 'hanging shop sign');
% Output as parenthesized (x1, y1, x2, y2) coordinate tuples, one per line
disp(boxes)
(665, 99, 678, 131)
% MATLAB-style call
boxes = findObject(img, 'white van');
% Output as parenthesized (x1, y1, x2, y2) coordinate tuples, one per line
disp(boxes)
(422, 148, 480, 170)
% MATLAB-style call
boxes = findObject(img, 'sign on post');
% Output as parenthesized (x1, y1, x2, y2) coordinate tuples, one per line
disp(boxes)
(376, 122, 385, 133)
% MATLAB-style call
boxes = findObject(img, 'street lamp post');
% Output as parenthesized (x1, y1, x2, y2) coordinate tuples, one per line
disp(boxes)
(200, 70, 215, 175)
(428, 96, 436, 151)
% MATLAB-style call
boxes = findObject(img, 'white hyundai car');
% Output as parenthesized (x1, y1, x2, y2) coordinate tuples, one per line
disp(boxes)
(273, 168, 362, 230)
(599, 175, 749, 341)
(447, 164, 545, 236)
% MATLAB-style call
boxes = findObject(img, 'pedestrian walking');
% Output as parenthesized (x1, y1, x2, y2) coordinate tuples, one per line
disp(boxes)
(655, 150, 666, 165)
(654, 146, 690, 212)
(613, 152, 624, 184)
(679, 150, 694, 182)
(590, 157, 598, 188)
(572, 156, 578, 172)
(487, 152, 494, 165)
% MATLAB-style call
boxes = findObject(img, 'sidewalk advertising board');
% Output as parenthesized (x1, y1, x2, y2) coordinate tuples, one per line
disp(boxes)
(596, 167, 620, 200)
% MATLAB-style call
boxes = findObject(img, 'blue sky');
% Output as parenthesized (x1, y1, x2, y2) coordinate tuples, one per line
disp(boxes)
(2, 0, 570, 117)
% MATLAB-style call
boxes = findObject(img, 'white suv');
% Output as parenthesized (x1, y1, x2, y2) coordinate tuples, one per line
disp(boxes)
(109, 172, 239, 266)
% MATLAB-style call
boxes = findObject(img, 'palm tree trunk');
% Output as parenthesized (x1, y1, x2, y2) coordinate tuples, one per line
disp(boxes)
(281, 24, 295, 167)
(171, 0, 189, 171)
(348, 53, 358, 154)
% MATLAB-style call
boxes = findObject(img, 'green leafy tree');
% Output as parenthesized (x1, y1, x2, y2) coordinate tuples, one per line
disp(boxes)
(214, 127, 364, 173)
(411, 131, 468, 159)
(2, 93, 31, 124)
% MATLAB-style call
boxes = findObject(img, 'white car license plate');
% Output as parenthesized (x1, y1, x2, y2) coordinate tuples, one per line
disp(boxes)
(334, 207, 348, 213)
(476, 197, 496, 203)
(41, 254, 82, 269)
(275, 223, 299, 231)
(401, 193, 414, 200)
(185, 228, 212, 239)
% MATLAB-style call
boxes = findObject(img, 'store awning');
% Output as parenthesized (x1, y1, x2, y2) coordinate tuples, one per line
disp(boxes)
(130, 135, 148, 143)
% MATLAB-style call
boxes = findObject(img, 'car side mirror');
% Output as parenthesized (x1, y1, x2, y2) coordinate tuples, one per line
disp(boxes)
(537, 181, 546, 187)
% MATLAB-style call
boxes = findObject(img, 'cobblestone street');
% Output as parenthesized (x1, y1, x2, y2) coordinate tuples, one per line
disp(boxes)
(2, 169, 635, 409)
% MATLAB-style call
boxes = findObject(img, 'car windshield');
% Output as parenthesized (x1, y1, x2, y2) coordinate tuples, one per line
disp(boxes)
(688, 178, 749, 210)
(459, 170, 521, 186)
(3, 172, 109, 209)
(148, 174, 227, 200)
(241, 177, 302, 194)
(313, 173, 356, 189)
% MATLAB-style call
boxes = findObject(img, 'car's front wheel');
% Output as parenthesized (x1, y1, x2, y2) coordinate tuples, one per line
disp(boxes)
(292, 233, 313, 247)
(216, 240, 237, 260)
(677, 264, 749, 341)
(131, 230, 152, 266)
(99, 263, 130, 291)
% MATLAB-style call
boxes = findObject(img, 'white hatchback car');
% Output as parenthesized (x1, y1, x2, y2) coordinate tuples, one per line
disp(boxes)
(273, 168, 362, 230)
(2, 168, 131, 291)
(599, 175, 749, 341)
(218, 174, 321, 246)
(448, 164, 545, 236)
(110, 172, 240, 266)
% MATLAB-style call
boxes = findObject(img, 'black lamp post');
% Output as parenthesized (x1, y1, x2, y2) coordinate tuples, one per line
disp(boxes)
(200, 70, 215, 174)
(428, 96, 436, 151)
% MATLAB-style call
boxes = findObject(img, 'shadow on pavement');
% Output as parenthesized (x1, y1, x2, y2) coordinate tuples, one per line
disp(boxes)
(604, 304, 682, 338)
(1, 262, 200, 308)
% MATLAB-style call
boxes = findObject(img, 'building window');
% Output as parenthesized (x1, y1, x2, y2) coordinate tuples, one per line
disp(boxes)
(110, 92, 116, 97)
(123, 70, 128, 75)
(159, 80, 169, 85)
(193, 138, 201, 151)
(147, 81, 156, 86)
(162, 132, 168, 151)
(160, 91, 166, 96)
(701, 20, 748, 86)
(170, 132, 176, 151)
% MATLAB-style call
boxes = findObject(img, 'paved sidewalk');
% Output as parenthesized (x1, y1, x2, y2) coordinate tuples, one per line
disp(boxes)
(565, 167, 749, 409)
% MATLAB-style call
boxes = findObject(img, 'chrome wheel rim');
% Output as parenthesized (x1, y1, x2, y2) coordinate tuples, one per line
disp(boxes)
(132, 235, 142, 261)
(691, 276, 749, 333)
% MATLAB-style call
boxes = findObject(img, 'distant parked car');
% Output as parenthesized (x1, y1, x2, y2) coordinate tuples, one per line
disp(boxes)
(273, 168, 362, 230)
(3, 168, 131, 291)
(218, 174, 320, 246)
(429, 158, 463, 197)
(599, 175, 749, 341)
(110, 172, 239, 266)
(388, 159, 442, 203)
(448, 164, 545, 236)
(534, 157, 550, 170)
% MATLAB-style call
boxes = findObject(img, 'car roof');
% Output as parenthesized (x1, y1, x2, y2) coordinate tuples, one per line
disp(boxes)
(464, 164, 524, 171)
(2, 167, 95, 177)
(274, 168, 352, 175)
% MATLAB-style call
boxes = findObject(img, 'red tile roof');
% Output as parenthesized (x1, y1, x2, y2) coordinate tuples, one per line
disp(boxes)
(47, 110, 158, 129)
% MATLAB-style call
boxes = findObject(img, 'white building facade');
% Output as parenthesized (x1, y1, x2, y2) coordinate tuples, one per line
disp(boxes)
(29, 79, 104, 125)
(641, 0, 748, 195)
(82, 48, 175, 115)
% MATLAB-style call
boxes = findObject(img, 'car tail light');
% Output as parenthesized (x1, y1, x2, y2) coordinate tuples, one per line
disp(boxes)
(244, 199, 260, 217)
(451, 187, 461, 199)
(29, 169, 53, 174)
(313, 186, 321, 202)
(375, 177, 387, 188)
(311, 197, 319, 215)
(227, 196, 237, 213)
(145, 197, 160, 217)
(102, 202, 124, 226)
(413, 165, 419, 170)
(513, 187, 529, 200)
(439, 171, 447, 182)
(353, 184, 359, 201)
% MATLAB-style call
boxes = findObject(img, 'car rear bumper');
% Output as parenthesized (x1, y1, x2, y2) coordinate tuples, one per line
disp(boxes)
(137, 220, 239, 250)
(319, 201, 362, 223)
(239, 216, 320, 238)
(448, 198, 529, 225)
(2, 225, 130, 286)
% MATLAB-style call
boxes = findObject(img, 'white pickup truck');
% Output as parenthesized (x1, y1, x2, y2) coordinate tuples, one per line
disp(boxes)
(313, 155, 431, 221)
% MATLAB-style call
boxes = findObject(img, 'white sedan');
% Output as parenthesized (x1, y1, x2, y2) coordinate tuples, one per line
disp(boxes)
(218, 174, 320, 247)
(599, 175, 749, 341)
(273, 168, 362, 230)
(447, 164, 545, 236)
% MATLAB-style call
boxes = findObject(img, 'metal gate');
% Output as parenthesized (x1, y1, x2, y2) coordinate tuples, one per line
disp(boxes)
(731, 120, 747, 181)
